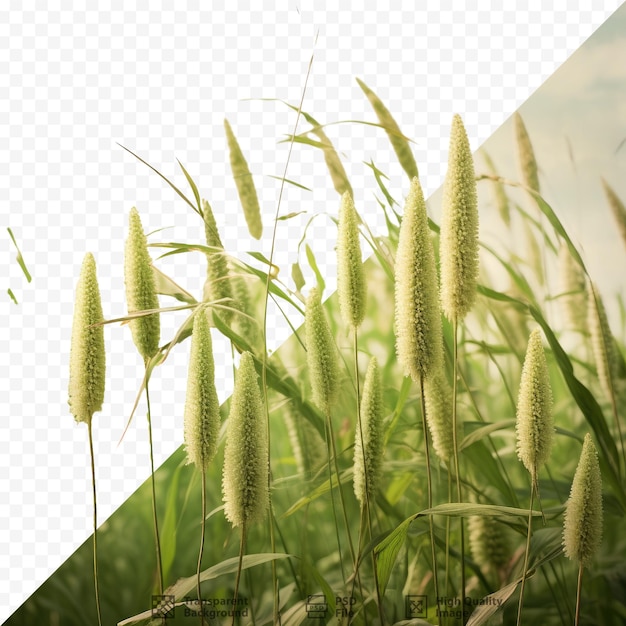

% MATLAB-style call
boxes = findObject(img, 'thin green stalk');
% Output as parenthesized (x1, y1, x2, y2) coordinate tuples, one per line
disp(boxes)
(145, 371, 164, 596)
(445, 471, 452, 598)
(574, 563, 584, 626)
(420, 376, 441, 626)
(258, 36, 316, 626)
(451, 318, 466, 615)
(350, 330, 381, 626)
(196, 469, 207, 626)
(324, 407, 347, 584)
(516, 483, 535, 626)
(232, 524, 247, 626)
(87, 419, 103, 626)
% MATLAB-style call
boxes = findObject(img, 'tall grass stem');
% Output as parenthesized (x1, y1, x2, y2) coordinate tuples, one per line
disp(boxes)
(87, 420, 103, 626)
(145, 373, 164, 596)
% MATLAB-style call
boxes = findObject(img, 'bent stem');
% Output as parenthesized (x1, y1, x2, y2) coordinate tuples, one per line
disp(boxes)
(420, 376, 441, 626)
(145, 371, 164, 596)
(196, 469, 207, 625)
(516, 479, 536, 626)
(451, 318, 466, 615)
(87, 419, 103, 626)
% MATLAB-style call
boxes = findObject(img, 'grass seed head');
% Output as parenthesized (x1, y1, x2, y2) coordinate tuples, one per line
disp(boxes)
(356, 78, 419, 180)
(515, 328, 554, 484)
(563, 434, 603, 567)
(394, 176, 443, 381)
(353, 357, 384, 505)
(224, 119, 262, 240)
(601, 178, 626, 250)
(558, 244, 587, 332)
(423, 371, 454, 464)
(124, 207, 160, 360)
(201, 198, 234, 325)
(183, 309, 221, 471)
(468, 514, 510, 570)
(68, 252, 106, 425)
(337, 191, 366, 329)
(587, 281, 616, 398)
(513, 112, 540, 193)
(440, 114, 479, 322)
(305, 287, 340, 413)
(222, 352, 268, 528)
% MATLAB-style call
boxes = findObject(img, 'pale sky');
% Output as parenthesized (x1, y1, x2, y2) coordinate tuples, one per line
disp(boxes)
(467, 3, 626, 331)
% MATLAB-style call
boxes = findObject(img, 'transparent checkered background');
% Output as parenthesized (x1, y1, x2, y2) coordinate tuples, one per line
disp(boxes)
(0, 1, 621, 620)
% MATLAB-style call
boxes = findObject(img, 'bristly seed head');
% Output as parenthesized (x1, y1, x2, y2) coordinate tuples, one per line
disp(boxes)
(439, 114, 479, 322)
(353, 357, 384, 506)
(68, 252, 106, 425)
(563, 433, 603, 567)
(337, 191, 366, 329)
(222, 352, 268, 528)
(124, 207, 160, 360)
(305, 287, 340, 414)
(515, 328, 554, 485)
(183, 308, 221, 471)
(394, 176, 443, 382)
(513, 112, 540, 194)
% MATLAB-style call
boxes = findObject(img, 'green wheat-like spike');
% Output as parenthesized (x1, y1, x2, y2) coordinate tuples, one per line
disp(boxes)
(468, 514, 510, 570)
(305, 287, 340, 414)
(563, 434, 603, 567)
(440, 114, 479, 322)
(201, 198, 234, 324)
(394, 176, 443, 381)
(516, 328, 554, 485)
(587, 281, 617, 399)
(68, 252, 106, 425)
(423, 371, 454, 465)
(337, 190, 366, 329)
(601, 178, 626, 250)
(124, 207, 160, 360)
(184, 309, 221, 471)
(514, 112, 540, 193)
(229, 260, 261, 351)
(356, 77, 419, 180)
(224, 119, 263, 240)
(558, 244, 587, 332)
(222, 352, 269, 528)
(353, 357, 384, 505)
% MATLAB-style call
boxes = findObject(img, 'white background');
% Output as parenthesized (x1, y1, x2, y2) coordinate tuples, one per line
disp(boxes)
(0, 2, 622, 620)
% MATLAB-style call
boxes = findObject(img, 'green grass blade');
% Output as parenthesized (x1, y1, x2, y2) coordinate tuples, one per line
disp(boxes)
(177, 159, 203, 216)
(7, 227, 32, 282)
(356, 77, 419, 180)
(117, 143, 200, 217)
